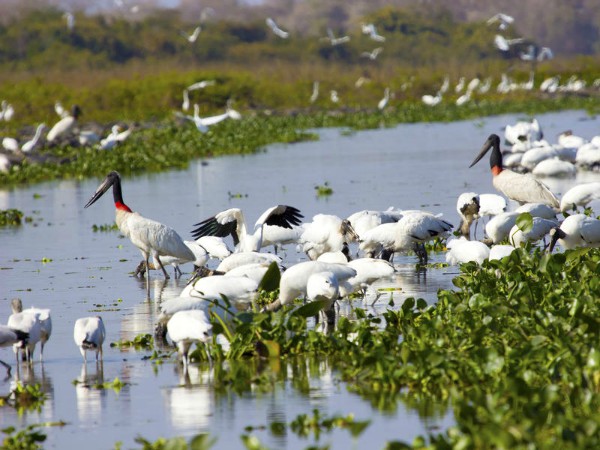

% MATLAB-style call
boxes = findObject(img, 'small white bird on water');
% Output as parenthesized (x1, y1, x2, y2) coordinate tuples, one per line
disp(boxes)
(74, 316, 106, 362)
(84, 171, 195, 279)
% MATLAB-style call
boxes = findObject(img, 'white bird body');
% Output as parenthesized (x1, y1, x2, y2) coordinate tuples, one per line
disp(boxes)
(549, 214, 600, 251)
(0, 324, 29, 372)
(79, 130, 100, 146)
(470, 134, 559, 208)
(540, 77, 560, 93)
(505, 119, 542, 145)
(532, 159, 576, 178)
(47, 105, 81, 142)
(347, 209, 401, 239)
(270, 261, 356, 309)
(2, 137, 19, 152)
(54, 101, 68, 118)
(6, 124, 47, 153)
(520, 146, 558, 170)
(485, 212, 520, 243)
(187, 80, 215, 91)
(503, 153, 523, 168)
(182, 89, 190, 111)
(191, 274, 259, 304)
(345, 258, 395, 295)
(0, 101, 14, 121)
(85, 171, 194, 279)
(361, 23, 386, 42)
(455, 77, 465, 93)
(478, 194, 507, 217)
(261, 224, 302, 252)
(307, 272, 339, 309)
(422, 93, 442, 106)
(378, 88, 390, 110)
(192, 205, 302, 253)
(361, 47, 383, 60)
(300, 214, 359, 260)
(73, 316, 105, 362)
(487, 13, 514, 30)
(330, 90, 339, 103)
(310, 81, 319, 103)
(325, 28, 350, 46)
(167, 310, 211, 369)
(445, 237, 490, 265)
(10, 299, 52, 362)
(196, 236, 231, 260)
(224, 263, 273, 284)
(575, 143, 600, 169)
(216, 252, 281, 273)
(7, 310, 42, 362)
(266, 18, 289, 39)
(514, 203, 557, 220)
(509, 217, 558, 247)
(558, 131, 587, 149)
(489, 244, 516, 260)
(153, 240, 209, 277)
(456, 92, 471, 106)
(560, 182, 600, 212)
(494, 35, 523, 51)
(182, 26, 201, 43)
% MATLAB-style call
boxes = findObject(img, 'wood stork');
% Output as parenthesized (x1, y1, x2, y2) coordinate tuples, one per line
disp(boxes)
(196, 236, 231, 260)
(549, 214, 600, 252)
(74, 316, 106, 362)
(191, 205, 302, 253)
(261, 224, 302, 254)
(505, 118, 542, 145)
(8, 308, 42, 364)
(46, 105, 81, 142)
(532, 159, 576, 178)
(359, 211, 453, 263)
(445, 238, 490, 265)
(135, 240, 210, 278)
(266, 18, 289, 39)
(11, 299, 52, 362)
(225, 262, 273, 284)
(514, 203, 557, 219)
(300, 214, 360, 260)
(575, 143, 600, 170)
(167, 310, 212, 370)
(469, 134, 559, 208)
(560, 182, 600, 212)
(456, 192, 480, 239)
(489, 244, 516, 261)
(84, 171, 195, 279)
(422, 93, 442, 106)
(0, 325, 28, 375)
(485, 212, 519, 244)
(265, 261, 357, 311)
(216, 252, 281, 272)
(0, 100, 14, 121)
(347, 209, 401, 239)
(307, 271, 340, 328)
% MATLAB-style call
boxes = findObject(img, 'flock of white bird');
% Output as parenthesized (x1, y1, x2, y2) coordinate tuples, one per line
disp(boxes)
(2, 113, 600, 373)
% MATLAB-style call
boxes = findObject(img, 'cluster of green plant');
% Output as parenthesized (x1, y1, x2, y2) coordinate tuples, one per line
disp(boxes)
(92, 223, 119, 232)
(1, 383, 46, 414)
(111, 333, 154, 350)
(1, 425, 46, 450)
(133, 433, 215, 450)
(0, 209, 24, 226)
(314, 182, 333, 197)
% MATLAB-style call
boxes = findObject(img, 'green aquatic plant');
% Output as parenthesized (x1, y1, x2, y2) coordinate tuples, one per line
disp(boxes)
(290, 409, 370, 439)
(134, 433, 215, 450)
(111, 333, 154, 350)
(315, 182, 333, 197)
(0, 209, 24, 226)
(1, 383, 46, 414)
(1, 425, 46, 450)
(92, 223, 119, 232)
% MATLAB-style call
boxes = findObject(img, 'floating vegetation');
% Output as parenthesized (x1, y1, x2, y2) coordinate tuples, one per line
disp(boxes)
(92, 223, 119, 232)
(315, 182, 333, 197)
(111, 333, 154, 350)
(1, 383, 46, 414)
(72, 377, 127, 393)
(0, 209, 24, 226)
(1, 425, 46, 450)
(134, 433, 215, 450)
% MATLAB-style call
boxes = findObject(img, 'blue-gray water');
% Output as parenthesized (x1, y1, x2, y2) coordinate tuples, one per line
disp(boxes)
(1, 110, 599, 449)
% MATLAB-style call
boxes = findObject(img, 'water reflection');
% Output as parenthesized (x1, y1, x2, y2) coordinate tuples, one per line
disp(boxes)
(10, 363, 55, 422)
(162, 365, 213, 431)
(75, 362, 107, 426)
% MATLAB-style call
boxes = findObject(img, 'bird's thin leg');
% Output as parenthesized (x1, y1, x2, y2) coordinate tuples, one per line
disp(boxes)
(0, 359, 12, 377)
(473, 220, 479, 241)
(155, 256, 170, 279)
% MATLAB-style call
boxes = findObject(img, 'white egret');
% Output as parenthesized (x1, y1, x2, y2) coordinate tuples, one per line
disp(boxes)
(361, 23, 386, 42)
(378, 88, 391, 111)
(486, 13, 514, 30)
(469, 134, 559, 208)
(47, 105, 82, 142)
(181, 26, 201, 43)
(84, 171, 195, 279)
(361, 47, 383, 60)
(310, 81, 319, 103)
(74, 317, 106, 362)
(2, 123, 46, 154)
(182, 89, 190, 111)
(0, 101, 14, 121)
(191, 205, 303, 253)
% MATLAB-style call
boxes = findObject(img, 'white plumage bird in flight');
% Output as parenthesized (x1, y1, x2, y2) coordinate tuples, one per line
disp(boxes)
(266, 18, 289, 39)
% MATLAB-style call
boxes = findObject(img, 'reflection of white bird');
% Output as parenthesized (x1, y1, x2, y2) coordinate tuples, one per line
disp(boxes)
(486, 13, 514, 30)
(84, 171, 195, 279)
(191, 205, 303, 253)
(167, 310, 212, 370)
(181, 26, 201, 43)
(74, 316, 106, 362)
(560, 182, 600, 212)
(325, 28, 350, 46)
(377, 88, 390, 110)
(361, 47, 383, 60)
(310, 81, 319, 103)
(361, 23, 386, 42)
(11, 299, 52, 362)
(0, 325, 28, 374)
(549, 214, 600, 251)
(47, 105, 81, 142)
(266, 18, 289, 39)
(469, 134, 559, 208)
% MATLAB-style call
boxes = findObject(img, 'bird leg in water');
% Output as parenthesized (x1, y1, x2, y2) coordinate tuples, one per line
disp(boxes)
(0, 359, 12, 377)
(379, 248, 394, 262)
(155, 256, 170, 279)
(414, 242, 428, 264)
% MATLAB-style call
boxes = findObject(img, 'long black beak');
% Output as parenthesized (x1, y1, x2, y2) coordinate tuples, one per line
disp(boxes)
(84, 174, 115, 208)
(547, 227, 565, 253)
(469, 136, 494, 168)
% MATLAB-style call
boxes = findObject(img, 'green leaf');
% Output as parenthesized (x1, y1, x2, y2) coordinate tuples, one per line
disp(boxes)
(258, 262, 281, 293)
(516, 212, 533, 234)
(292, 299, 329, 317)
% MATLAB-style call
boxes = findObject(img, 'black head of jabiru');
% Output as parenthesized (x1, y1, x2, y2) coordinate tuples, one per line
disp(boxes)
(469, 134, 503, 176)
(84, 170, 131, 212)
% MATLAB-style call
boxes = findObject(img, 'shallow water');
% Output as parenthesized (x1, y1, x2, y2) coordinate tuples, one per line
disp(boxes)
(1, 110, 599, 448)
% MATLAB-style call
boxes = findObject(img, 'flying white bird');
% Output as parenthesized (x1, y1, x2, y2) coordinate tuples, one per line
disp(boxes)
(181, 26, 201, 43)
(266, 18, 289, 39)
(74, 316, 106, 362)
(187, 80, 216, 91)
(494, 35, 524, 52)
(191, 205, 303, 253)
(84, 171, 195, 279)
(63, 12, 75, 32)
(324, 28, 350, 46)
(361, 47, 383, 60)
(486, 13, 514, 30)
(361, 23, 386, 42)
(469, 134, 559, 208)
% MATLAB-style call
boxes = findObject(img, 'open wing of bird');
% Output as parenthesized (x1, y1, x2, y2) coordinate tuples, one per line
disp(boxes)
(191, 208, 245, 245)
(254, 205, 303, 230)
